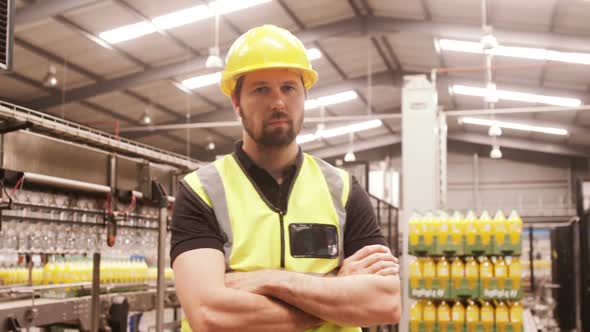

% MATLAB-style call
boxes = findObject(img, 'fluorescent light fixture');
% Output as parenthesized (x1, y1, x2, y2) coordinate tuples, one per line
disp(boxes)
(459, 117, 569, 136)
(490, 145, 502, 159)
(344, 151, 356, 162)
(306, 48, 322, 61)
(451, 85, 582, 107)
(181, 72, 221, 90)
(297, 120, 383, 144)
(439, 39, 590, 65)
(305, 91, 358, 110)
(99, 0, 270, 44)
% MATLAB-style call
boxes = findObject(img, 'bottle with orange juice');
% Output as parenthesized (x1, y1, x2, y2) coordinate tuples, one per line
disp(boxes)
(423, 300, 437, 331)
(438, 211, 450, 246)
(495, 256, 508, 290)
(466, 300, 480, 332)
(409, 258, 423, 291)
(422, 211, 435, 247)
(437, 257, 450, 296)
(507, 210, 522, 250)
(410, 301, 423, 332)
(465, 210, 478, 247)
(449, 211, 464, 249)
(422, 257, 436, 289)
(480, 301, 494, 332)
(495, 301, 509, 332)
(451, 257, 465, 296)
(438, 301, 451, 331)
(479, 256, 494, 293)
(478, 210, 493, 247)
(465, 256, 479, 292)
(451, 301, 465, 332)
(508, 256, 522, 293)
(409, 212, 422, 248)
(510, 301, 523, 332)
(493, 210, 508, 249)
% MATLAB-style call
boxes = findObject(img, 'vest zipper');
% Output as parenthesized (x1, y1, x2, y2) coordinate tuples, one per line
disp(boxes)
(279, 210, 285, 269)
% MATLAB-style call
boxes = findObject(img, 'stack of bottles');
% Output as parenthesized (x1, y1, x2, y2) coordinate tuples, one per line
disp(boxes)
(409, 210, 522, 256)
(410, 300, 523, 332)
(409, 255, 522, 299)
(0, 256, 173, 291)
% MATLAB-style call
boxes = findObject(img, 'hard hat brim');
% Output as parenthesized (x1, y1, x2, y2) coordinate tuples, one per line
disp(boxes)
(220, 63, 318, 96)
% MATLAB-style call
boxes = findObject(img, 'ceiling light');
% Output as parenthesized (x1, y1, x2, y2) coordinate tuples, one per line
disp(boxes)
(344, 151, 356, 162)
(480, 34, 498, 51)
(206, 141, 216, 151)
(181, 72, 222, 90)
(206, 47, 224, 68)
(439, 39, 590, 65)
(306, 48, 322, 61)
(459, 117, 569, 136)
(488, 124, 502, 137)
(451, 85, 581, 107)
(140, 109, 152, 125)
(99, 0, 270, 44)
(490, 145, 503, 159)
(42, 65, 58, 87)
(305, 91, 358, 110)
(297, 120, 383, 145)
(484, 82, 498, 103)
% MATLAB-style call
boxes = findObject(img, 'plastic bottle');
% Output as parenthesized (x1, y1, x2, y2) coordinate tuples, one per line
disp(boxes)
(423, 300, 436, 331)
(409, 258, 423, 289)
(495, 256, 508, 290)
(449, 211, 464, 247)
(451, 257, 465, 289)
(495, 301, 509, 332)
(43, 256, 56, 285)
(410, 301, 423, 332)
(480, 301, 494, 332)
(438, 301, 451, 331)
(466, 300, 480, 332)
(437, 257, 450, 291)
(508, 256, 522, 291)
(465, 210, 478, 246)
(465, 256, 479, 290)
(510, 302, 523, 332)
(507, 210, 522, 246)
(479, 256, 494, 290)
(451, 301, 465, 331)
(409, 212, 422, 247)
(423, 212, 435, 246)
(422, 257, 436, 289)
(438, 211, 449, 245)
(493, 210, 508, 246)
(478, 210, 493, 246)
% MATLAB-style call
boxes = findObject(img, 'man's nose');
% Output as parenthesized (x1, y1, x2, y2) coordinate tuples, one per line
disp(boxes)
(269, 88, 287, 111)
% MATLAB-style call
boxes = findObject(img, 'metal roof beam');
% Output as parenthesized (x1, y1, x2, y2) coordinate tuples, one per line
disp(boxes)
(309, 134, 401, 159)
(15, 0, 104, 26)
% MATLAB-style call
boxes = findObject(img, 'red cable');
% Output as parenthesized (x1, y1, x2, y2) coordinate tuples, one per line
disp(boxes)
(9, 176, 24, 197)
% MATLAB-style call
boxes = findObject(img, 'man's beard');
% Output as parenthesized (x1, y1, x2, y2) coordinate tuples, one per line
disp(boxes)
(240, 109, 301, 147)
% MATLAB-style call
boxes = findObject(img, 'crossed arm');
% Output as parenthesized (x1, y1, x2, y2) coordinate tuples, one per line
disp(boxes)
(173, 245, 401, 332)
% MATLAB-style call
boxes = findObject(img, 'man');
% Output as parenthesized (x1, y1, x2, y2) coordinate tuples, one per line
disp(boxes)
(171, 25, 401, 332)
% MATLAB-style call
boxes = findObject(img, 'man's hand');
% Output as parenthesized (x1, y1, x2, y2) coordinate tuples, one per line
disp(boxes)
(338, 244, 399, 277)
(225, 270, 269, 294)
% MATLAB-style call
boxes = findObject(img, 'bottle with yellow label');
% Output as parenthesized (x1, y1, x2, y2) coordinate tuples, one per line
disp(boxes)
(495, 256, 508, 290)
(465, 210, 478, 246)
(478, 210, 493, 246)
(481, 301, 494, 332)
(423, 211, 435, 246)
(437, 257, 450, 293)
(479, 256, 494, 291)
(508, 256, 522, 291)
(423, 300, 437, 331)
(409, 212, 422, 247)
(422, 257, 436, 289)
(496, 301, 509, 332)
(466, 300, 480, 332)
(438, 211, 449, 246)
(409, 258, 423, 290)
(465, 256, 479, 291)
(449, 211, 464, 247)
(438, 301, 451, 331)
(451, 301, 465, 332)
(451, 257, 465, 291)
(493, 210, 508, 247)
(410, 301, 423, 332)
(510, 301, 523, 331)
(507, 210, 522, 247)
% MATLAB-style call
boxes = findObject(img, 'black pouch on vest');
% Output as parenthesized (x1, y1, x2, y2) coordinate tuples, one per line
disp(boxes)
(289, 223, 338, 258)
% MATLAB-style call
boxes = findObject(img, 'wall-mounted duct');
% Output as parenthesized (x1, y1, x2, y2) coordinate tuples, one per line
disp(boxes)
(0, 0, 15, 71)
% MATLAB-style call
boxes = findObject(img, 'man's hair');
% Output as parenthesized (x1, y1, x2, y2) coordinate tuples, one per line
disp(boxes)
(231, 75, 307, 104)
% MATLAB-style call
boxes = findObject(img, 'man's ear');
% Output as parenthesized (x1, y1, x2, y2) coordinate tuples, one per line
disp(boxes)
(231, 94, 241, 117)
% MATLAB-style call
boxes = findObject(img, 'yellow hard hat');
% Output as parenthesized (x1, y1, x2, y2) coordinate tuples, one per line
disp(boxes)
(220, 24, 318, 96)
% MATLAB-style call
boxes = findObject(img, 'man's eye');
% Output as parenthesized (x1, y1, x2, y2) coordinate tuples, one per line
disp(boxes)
(282, 85, 295, 92)
(254, 87, 269, 94)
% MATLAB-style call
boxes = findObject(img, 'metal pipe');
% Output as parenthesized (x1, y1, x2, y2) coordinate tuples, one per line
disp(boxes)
(119, 114, 403, 133)
(529, 227, 535, 293)
(23, 172, 111, 193)
(90, 252, 101, 332)
(155, 205, 168, 332)
(131, 190, 175, 203)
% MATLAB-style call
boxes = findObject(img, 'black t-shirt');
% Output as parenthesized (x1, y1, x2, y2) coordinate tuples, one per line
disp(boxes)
(169, 143, 386, 266)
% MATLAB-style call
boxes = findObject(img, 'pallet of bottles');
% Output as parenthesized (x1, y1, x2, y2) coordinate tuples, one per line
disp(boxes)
(409, 210, 522, 257)
(409, 255, 522, 301)
(409, 299, 523, 332)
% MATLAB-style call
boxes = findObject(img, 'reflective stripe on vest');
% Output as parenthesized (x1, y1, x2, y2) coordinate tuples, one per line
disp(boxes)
(182, 153, 361, 332)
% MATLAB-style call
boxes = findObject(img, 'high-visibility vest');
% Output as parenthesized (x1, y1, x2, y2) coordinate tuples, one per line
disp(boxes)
(180, 153, 360, 332)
